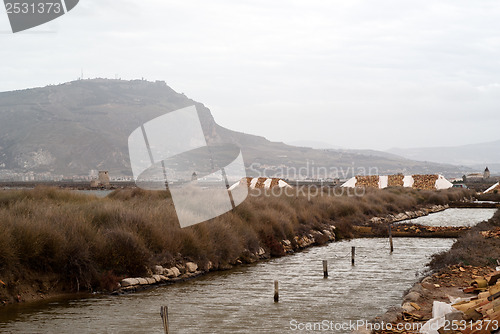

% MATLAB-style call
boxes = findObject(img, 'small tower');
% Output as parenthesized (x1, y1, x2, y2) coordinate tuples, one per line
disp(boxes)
(98, 171, 110, 187)
(484, 167, 491, 179)
(90, 170, 110, 188)
(191, 172, 198, 182)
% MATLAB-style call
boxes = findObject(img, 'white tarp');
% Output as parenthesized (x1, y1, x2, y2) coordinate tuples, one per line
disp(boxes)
(379, 175, 388, 189)
(229, 178, 291, 190)
(420, 301, 456, 334)
(341, 177, 357, 188)
(403, 175, 414, 188)
(278, 180, 291, 188)
(435, 175, 454, 190)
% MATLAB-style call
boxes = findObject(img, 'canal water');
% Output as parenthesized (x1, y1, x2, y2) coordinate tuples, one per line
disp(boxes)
(399, 208, 496, 227)
(74, 190, 114, 198)
(0, 209, 495, 334)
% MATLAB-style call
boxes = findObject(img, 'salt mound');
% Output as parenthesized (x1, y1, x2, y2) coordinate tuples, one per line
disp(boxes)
(229, 177, 291, 191)
(483, 182, 500, 194)
(341, 174, 453, 190)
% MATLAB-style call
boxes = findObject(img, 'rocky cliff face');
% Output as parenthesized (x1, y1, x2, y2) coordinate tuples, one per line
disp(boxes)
(0, 79, 239, 177)
(0, 79, 470, 179)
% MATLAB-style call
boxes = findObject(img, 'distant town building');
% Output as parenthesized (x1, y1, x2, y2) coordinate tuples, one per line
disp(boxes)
(449, 177, 464, 183)
(465, 173, 484, 181)
(465, 167, 491, 182)
(484, 167, 491, 179)
(99, 171, 110, 186)
(90, 170, 111, 188)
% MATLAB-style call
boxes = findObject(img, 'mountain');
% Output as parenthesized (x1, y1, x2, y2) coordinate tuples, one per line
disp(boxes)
(285, 140, 341, 150)
(0, 79, 472, 180)
(388, 141, 500, 174)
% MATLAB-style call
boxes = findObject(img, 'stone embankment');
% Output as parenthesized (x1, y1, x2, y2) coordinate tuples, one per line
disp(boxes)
(114, 226, 337, 294)
(371, 265, 500, 333)
(114, 205, 453, 295)
(116, 262, 201, 294)
(353, 205, 454, 237)
(114, 205, 451, 295)
(392, 223, 470, 238)
(369, 205, 449, 225)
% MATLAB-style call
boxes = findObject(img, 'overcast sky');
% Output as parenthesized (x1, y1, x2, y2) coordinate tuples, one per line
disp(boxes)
(1, 0, 500, 150)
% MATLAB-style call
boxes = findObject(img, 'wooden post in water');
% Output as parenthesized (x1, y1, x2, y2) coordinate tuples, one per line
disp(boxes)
(351, 246, 355, 266)
(323, 260, 328, 278)
(160, 306, 169, 334)
(274, 280, 279, 303)
(389, 224, 394, 253)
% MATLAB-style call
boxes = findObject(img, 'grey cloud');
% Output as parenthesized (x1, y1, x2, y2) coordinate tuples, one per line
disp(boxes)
(1, 0, 500, 149)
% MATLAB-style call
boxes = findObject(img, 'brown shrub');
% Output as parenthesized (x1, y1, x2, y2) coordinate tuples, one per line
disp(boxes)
(96, 229, 151, 277)
(430, 210, 500, 269)
(98, 270, 122, 292)
(0, 223, 15, 271)
(0, 186, 472, 293)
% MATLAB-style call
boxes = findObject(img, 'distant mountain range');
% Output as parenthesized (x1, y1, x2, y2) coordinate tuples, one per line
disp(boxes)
(0, 79, 473, 180)
(285, 140, 342, 150)
(388, 140, 500, 174)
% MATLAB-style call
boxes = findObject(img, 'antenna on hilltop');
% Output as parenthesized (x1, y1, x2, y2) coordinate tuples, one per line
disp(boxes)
(80, 68, 84, 80)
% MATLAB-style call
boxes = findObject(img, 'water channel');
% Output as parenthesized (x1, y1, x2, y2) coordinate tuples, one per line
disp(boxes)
(0, 208, 496, 333)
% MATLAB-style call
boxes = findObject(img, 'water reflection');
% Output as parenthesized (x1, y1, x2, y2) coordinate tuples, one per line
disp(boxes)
(0, 238, 454, 334)
(399, 208, 496, 227)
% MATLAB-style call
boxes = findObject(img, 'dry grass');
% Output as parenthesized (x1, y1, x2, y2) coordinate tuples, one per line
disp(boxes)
(0, 186, 471, 292)
(429, 209, 500, 269)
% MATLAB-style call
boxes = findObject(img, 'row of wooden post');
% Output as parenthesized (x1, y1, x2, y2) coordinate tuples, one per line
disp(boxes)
(389, 224, 394, 253)
(274, 227, 394, 303)
(160, 306, 169, 334)
(161, 226, 396, 325)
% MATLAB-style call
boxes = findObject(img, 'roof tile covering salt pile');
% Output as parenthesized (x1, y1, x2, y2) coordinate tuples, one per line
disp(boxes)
(480, 227, 500, 239)
(388, 174, 404, 187)
(230, 177, 291, 190)
(449, 272, 500, 325)
(342, 174, 453, 190)
(253, 177, 268, 189)
(418, 270, 500, 333)
(412, 174, 439, 190)
(355, 175, 379, 188)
